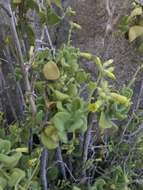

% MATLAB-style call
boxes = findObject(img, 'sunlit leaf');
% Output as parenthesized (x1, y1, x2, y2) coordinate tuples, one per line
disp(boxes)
(99, 112, 113, 130)
(0, 139, 11, 154)
(129, 25, 143, 42)
(47, 10, 61, 25)
(8, 168, 25, 187)
(130, 7, 142, 17)
(41, 131, 59, 149)
(43, 61, 60, 80)
(0, 177, 7, 189)
(54, 90, 70, 101)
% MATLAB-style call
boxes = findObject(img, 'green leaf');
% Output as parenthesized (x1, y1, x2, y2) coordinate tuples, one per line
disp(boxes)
(54, 90, 70, 101)
(130, 7, 143, 17)
(70, 98, 84, 111)
(54, 0, 63, 9)
(0, 177, 7, 189)
(0, 152, 22, 168)
(35, 110, 44, 125)
(0, 139, 11, 154)
(118, 16, 130, 33)
(76, 70, 88, 83)
(25, 0, 39, 12)
(26, 25, 35, 45)
(48, 166, 59, 181)
(39, 11, 47, 24)
(99, 112, 113, 130)
(68, 119, 84, 132)
(90, 179, 106, 190)
(129, 25, 143, 42)
(47, 10, 61, 25)
(52, 112, 70, 132)
(43, 61, 60, 81)
(41, 131, 59, 149)
(67, 84, 78, 96)
(8, 168, 25, 187)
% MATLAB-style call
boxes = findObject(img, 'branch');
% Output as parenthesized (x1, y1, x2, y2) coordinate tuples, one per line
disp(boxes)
(56, 147, 67, 180)
(44, 26, 55, 54)
(82, 113, 94, 177)
(40, 148, 48, 190)
(0, 67, 18, 121)
(5, 2, 37, 116)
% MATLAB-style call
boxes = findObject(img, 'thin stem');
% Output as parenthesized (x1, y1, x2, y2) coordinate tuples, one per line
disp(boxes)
(44, 26, 55, 54)
(128, 64, 143, 88)
(67, 25, 73, 46)
(82, 113, 95, 177)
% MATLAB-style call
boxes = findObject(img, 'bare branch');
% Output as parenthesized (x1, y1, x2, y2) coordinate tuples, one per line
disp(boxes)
(3, 2, 37, 116)
(40, 148, 48, 190)
(56, 147, 67, 180)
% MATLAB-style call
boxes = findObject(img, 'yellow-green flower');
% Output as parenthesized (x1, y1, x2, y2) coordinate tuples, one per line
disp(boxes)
(88, 100, 102, 112)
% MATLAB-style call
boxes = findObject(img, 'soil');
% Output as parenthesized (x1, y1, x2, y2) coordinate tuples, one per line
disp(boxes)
(71, 0, 143, 89)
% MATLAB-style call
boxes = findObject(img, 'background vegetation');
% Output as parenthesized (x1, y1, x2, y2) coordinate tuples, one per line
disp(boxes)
(0, 0, 143, 189)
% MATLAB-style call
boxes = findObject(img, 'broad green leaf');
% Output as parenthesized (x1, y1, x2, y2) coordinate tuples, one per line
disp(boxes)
(68, 119, 83, 132)
(0, 177, 7, 189)
(0, 139, 11, 154)
(35, 110, 44, 125)
(118, 16, 130, 33)
(8, 168, 25, 187)
(39, 11, 47, 24)
(70, 98, 84, 111)
(99, 112, 113, 130)
(129, 25, 143, 42)
(76, 70, 88, 83)
(25, 0, 39, 12)
(67, 84, 78, 96)
(41, 132, 59, 149)
(57, 130, 67, 143)
(130, 7, 142, 17)
(43, 61, 60, 80)
(44, 126, 59, 142)
(54, 90, 70, 101)
(47, 10, 61, 25)
(0, 152, 22, 168)
(52, 112, 70, 132)
(48, 166, 59, 181)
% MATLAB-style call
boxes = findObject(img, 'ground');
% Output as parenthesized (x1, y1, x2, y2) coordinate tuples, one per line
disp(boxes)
(71, 0, 143, 88)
